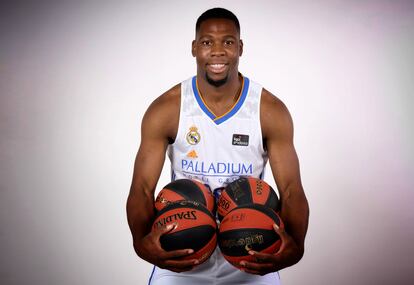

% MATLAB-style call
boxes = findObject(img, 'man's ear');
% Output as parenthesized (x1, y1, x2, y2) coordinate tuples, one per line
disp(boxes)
(239, 39, 243, 56)
(191, 40, 196, 57)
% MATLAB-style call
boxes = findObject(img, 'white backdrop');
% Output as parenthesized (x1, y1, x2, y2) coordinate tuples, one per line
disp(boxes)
(1, 1, 413, 284)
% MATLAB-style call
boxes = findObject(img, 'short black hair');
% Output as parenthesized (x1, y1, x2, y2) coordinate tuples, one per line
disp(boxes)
(196, 8, 240, 35)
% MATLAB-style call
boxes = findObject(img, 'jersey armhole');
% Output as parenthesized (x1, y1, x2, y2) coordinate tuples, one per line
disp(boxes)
(169, 81, 186, 147)
(258, 87, 266, 154)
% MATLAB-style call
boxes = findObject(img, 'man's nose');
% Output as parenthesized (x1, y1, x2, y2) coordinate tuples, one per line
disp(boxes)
(211, 43, 225, 56)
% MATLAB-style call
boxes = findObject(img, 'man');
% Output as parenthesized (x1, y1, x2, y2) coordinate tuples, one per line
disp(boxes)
(127, 7, 309, 285)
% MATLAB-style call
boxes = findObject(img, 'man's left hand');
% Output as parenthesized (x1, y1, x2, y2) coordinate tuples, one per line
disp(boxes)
(239, 224, 304, 275)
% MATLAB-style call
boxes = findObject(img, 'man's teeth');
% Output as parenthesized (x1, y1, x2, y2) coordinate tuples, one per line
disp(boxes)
(210, 64, 225, 68)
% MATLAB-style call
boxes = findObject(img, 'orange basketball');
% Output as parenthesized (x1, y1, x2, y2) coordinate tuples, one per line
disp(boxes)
(217, 177, 279, 220)
(155, 179, 216, 215)
(152, 200, 217, 265)
(218, 204, 284, 270)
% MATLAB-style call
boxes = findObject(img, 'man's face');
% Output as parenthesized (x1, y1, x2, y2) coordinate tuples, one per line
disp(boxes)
(192, 18, 243, 87)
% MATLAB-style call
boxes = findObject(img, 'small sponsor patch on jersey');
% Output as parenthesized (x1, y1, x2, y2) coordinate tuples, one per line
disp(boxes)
(186, 150, 198, 158)
(232, 134, 249, 146)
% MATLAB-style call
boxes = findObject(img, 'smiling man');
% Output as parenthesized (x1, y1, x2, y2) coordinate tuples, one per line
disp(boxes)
(127, 7, 309, 285)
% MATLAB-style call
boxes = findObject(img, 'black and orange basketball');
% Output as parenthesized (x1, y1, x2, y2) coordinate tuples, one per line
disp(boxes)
(218, 204, 284, 270)
(217, 177, 279, 220)
(152, 200, 217, 264)
(155, 179, 216, 215)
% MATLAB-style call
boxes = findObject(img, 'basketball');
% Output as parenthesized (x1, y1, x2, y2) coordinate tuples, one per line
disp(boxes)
(155, 179, 216, 215)
(218, 204, 284, 269)
(217, 177, 279, 220)
(152, 200, 218, 264)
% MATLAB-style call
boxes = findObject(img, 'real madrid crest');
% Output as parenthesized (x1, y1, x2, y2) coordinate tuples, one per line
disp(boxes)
(186, 126, 201, 145)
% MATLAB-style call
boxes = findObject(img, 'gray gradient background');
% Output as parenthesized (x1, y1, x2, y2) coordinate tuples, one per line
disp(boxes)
(1, 0, 413, 284)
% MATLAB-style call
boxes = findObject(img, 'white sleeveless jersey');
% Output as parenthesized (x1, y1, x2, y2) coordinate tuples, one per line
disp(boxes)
(149, 76, 281, 285)
(167, 75, 268, 193)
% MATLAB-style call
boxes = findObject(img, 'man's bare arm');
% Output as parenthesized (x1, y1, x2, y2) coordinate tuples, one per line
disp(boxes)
(263, 90, 309, 251)
(126, 86, 198, 272)
(241, 89, 309, 275)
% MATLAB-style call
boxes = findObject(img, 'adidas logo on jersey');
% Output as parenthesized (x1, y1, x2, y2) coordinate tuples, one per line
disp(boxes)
(187, 150, 198, 158)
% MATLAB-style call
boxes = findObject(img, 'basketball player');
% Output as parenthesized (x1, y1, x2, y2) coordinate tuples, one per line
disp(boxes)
(127, 8, 309, 285)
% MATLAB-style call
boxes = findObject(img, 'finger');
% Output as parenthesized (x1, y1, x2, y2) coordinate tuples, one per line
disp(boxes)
(150, 223, 176, 241)
(164, 255, 199, 272)
(248, 250, 277, 263)
(165, 258, 199, 269)
(273, 224, 288, 255)
(273, 223, 287, 238)
(147, 223, 179, 253)
(167, 266, 195, 273)
(162, 248, 195, 260)
(240, 260, 273, 271)
(160, 223, 178, 235)
(161, 248, 199, 270)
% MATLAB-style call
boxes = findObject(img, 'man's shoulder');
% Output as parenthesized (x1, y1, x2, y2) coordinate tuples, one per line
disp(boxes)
(260, 87, 293, 139)
(140, 83, 182, 140)
(145, 83, 181, 115)
(157, 83, 181, 105)
(245, 77, 284, 106)
(260, 88, 286, 112)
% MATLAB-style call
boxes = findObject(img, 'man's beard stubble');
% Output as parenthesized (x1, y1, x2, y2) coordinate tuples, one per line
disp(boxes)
(206, 73, 228, 87)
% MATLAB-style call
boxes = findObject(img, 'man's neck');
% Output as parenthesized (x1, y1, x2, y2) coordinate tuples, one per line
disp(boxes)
(196, 72, 242, 104)
(195, 72, 243, 117)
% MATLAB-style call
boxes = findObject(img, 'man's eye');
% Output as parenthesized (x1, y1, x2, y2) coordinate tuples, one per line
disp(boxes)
(225, 40, 234, 45)
(202, 41, 211, 46)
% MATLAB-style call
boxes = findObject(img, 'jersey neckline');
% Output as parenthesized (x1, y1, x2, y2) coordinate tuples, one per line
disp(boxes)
(191, 75, 250, 125)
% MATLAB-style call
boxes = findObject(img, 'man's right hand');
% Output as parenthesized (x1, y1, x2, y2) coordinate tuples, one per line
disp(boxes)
(134, 223, 199, 273)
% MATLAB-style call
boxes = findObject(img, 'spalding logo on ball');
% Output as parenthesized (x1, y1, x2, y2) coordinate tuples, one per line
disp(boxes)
(152, 200, 217, 265)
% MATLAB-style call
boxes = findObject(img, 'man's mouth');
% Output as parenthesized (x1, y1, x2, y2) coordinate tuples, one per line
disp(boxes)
(207, 63, 227, 73)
